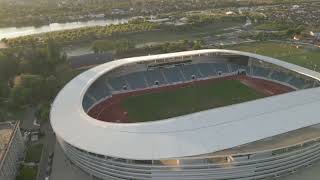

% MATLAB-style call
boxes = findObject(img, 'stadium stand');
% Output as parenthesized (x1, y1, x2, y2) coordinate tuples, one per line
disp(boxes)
(109, 76, 129, 91)
(125, 72, 148, 90)
(229, 63, 241, 72)
(229, 64, 250, 74)
(197, 63, 216, 77)
(83, 60, 318, 112)
(270, 71, 290, 82)
(288, 76, 307, 89)
(162, 67, 184, 84)
(213, 63, 229, 74)
(145, 69, 166, 86)
(252, 66, 271, 78)
(82, 95, 95, 112)
(87, 78, 111, 100)
(180, 64, 203, 80)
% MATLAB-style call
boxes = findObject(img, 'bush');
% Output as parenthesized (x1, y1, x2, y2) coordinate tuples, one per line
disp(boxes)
(16, 165, 37, 180)
(25, 144, 43, 163)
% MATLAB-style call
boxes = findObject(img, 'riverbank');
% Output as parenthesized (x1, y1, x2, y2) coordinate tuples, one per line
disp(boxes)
(0, 18, 130, 40)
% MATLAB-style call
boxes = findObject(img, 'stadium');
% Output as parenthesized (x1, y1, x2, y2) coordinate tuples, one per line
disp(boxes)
(51, 49, 320, 180)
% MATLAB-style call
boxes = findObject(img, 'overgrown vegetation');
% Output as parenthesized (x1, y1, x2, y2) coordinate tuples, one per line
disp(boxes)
(25, 143, 43, 163)
(0, 40, 84, 121)
(16, 165, 37, 180)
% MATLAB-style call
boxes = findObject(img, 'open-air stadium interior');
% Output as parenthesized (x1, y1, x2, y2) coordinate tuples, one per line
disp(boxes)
(51, 49, 320, 180)
(83, 54, 319, 115)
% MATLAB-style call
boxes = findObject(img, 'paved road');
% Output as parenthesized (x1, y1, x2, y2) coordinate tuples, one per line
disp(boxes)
(20, 106, 38, 130)
(37, 122, 56, 180)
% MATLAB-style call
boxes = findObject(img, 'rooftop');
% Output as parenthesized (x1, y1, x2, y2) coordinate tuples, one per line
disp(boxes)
(0, 122, 15, 163)
(209, 125, 320, 157)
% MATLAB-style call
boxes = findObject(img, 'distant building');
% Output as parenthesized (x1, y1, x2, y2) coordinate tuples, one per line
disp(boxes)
(147, 18, 170, 23)
(314, 33, 320, 41)
(0, 122, 25, 180)
(310, 31, 320, 44)
(226, 11, 235, 15)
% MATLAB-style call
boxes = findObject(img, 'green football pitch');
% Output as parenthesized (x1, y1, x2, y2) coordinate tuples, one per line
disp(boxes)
(121, 80, 265, 123)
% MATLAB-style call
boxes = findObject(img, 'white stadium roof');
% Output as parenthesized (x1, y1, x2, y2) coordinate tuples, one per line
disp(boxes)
(50, 49, 320, 160)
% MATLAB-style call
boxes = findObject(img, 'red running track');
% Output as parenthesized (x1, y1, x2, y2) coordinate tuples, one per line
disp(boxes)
(88, 75, 295, 123)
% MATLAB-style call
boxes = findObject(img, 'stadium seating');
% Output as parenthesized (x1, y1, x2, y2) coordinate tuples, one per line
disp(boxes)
(125, 72, 148, 90)
(145, 69, 166, 86)
(180, 64, 203, 81)
(229, 64, 250, 74)
(214, 63, 229, 74)
(252, 67, 271, 78)
(229, 64, 241, 72)
(197, 63, 216, 77)
(109, 76, 128, 91)
(288, 77, 307, 89)
(83, 94, 96, 111)
(162, 67, 184, 84)
(87, 78, 111, 100)
(303, 82, 313, 89)
(84, 61, 316, 110)
(270, 71, 289, 82)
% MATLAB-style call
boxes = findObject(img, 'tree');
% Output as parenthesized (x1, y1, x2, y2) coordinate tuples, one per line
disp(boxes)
(10, 87, 32, 105)
(13, 74, 45, 104)
(46, 39, 61, 63)
(0, 52, 17, 81)
(192, 41, 202, 50)
(35, 103, 50, 123)
(43, 75, 59, 100)
(1, 38, 7, 43)
(0, 83, 9, 99)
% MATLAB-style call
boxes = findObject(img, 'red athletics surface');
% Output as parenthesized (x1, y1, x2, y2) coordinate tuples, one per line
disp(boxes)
(88, 75, 295, 123)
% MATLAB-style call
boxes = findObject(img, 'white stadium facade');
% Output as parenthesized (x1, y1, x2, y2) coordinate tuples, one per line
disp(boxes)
(50, 49, 320, 180)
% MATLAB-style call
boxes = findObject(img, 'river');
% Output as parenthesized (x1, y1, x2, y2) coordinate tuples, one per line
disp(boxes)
(0, 18, 130, 39)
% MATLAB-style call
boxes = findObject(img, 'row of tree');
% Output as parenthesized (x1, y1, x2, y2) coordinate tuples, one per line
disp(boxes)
(92, 39, 135, 54)
(3, 20, 159, 47)
(0, 40, 70, 122)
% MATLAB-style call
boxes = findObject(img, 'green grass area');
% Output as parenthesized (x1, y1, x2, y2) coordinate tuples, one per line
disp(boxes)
(0, 106, 25, 122)
(121, 80, 265, 122)
(66, 21, 242, 55)
(126, 21, 242, 45)
(16, 165, 37, 180)
(25, 144, 43, 163)
(229, 42, 320, 72)
(254, 22, 290, 31)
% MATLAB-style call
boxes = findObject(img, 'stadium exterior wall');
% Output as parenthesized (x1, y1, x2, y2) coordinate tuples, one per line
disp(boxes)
(58, 136, 320, 180)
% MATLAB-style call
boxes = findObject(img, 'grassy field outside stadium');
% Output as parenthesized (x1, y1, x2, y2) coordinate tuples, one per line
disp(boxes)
(228, 41, 320, 72)
(121, 80, 265, 122)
